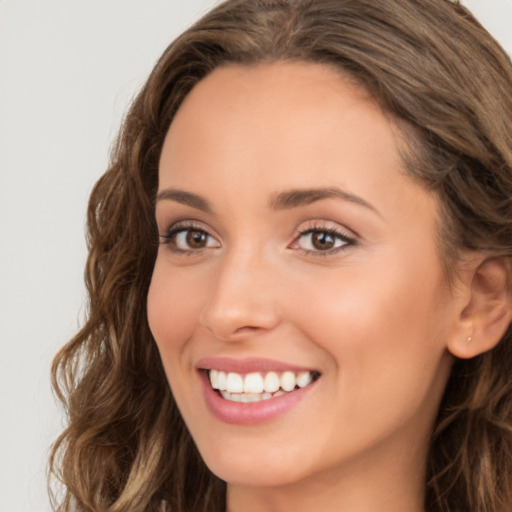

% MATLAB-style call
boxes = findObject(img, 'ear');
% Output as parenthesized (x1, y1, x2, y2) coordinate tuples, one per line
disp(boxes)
(448, 256, 512, 359)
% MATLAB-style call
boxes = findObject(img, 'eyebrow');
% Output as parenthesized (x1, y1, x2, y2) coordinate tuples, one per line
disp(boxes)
(270, 187, 380, 215)
(156, 189, 213, 213)
(155, 186, 379, 216)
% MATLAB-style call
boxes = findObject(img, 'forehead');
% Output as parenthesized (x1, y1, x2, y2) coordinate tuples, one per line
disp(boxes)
(159, 62, 437, 231)
(162, 63, 395, 181)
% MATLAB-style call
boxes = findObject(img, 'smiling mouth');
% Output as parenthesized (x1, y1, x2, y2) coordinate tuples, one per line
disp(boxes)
(206, 369, 321, 403)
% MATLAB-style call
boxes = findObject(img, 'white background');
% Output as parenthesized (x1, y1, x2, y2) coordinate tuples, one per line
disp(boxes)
(1, 1, 511, 511)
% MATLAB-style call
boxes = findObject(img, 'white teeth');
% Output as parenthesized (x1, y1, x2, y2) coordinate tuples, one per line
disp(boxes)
(226, 372, 244, 393)
(280, 371, 296, 392)
(220, 390, 277, 402)
(296, 371, 312, 388)
(221, 391, 240, 402)
(209, 369, 317, 399)
(212, 371, 226, 391)
(210, 369, 219, 389)
(243, 372, 264, 393)
(263, 371, 280, 393)
(241, 393, 261, 403)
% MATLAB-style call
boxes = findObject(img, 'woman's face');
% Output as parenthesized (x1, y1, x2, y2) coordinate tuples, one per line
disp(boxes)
(148, 62, 457, 489)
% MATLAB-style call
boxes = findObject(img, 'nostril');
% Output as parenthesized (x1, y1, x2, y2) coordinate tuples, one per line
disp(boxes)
(199, 298, 281, 341)
(233, 325, 260, 334)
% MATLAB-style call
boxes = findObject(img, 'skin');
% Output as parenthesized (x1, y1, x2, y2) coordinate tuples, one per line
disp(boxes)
(147, 62, 467, 512)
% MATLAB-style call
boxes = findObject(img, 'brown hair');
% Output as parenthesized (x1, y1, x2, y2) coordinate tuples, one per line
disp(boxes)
(49, 1, 512, 511)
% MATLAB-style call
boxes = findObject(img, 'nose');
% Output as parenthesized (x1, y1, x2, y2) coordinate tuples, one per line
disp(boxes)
(199, 249, 282, 341)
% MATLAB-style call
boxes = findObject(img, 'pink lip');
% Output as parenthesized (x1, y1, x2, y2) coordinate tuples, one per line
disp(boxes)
(197, 359, 320, 425)
(196, 356, 316, 374)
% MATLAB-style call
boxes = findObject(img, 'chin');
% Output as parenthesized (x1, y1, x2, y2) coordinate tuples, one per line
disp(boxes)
(207, 458, 308, 488)
(194, 433, 317, 488)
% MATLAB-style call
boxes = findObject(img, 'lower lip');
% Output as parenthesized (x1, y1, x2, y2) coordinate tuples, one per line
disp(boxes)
(199, 372, 317, 425)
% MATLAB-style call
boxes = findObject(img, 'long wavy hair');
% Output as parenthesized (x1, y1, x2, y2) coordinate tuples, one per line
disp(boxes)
(49, 0, 512, 511)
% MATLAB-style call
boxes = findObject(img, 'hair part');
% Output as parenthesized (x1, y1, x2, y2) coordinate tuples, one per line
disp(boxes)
(50, 1, 512, 511)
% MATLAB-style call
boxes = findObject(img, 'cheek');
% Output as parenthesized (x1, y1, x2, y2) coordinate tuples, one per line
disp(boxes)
(146, 261, 204, 362)
(286, 250, 451, 414)
(289, 260, 445, 347)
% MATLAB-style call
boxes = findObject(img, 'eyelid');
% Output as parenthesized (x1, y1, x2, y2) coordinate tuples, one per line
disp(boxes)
(157, 218, 356, 257)
(159, 220, 221, 252)
(289, 221, 356, 255)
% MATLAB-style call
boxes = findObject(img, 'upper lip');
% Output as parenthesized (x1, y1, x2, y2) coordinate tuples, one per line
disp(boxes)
(196, 357, 319, 374)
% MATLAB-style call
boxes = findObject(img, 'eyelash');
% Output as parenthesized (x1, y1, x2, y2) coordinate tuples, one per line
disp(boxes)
(159, 222, 218, 254)
(158, 222, 356, 256)
(291, 224, 355, 256)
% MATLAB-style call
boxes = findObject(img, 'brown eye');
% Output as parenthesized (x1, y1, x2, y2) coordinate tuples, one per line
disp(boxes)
(311, 231, 336, 250)
(186, 229, 208, 248)
(294, 228, 353, 254)
(160, 226, 220, 252)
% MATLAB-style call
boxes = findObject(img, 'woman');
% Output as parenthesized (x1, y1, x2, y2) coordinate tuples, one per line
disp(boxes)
(49, 0, 512, 511)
